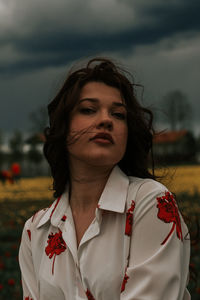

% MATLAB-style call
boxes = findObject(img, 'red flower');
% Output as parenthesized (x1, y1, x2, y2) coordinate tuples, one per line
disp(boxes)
(11, 163, 21, 175)
(157, 191, 183, 245)
(0, 284, 3, 290)
(121, 272, 129, 293)
(125, 200, 135, 236)
(5, 251, 11, 258)
(86, 289, 95, 300)
(27, 230, 31, 241)
(45, 230, 67, 274)
(25, 297, 33, 300)
(11, 243, 18, 249)
(0, 261, 5, 270)
(8, 278, 15, 286)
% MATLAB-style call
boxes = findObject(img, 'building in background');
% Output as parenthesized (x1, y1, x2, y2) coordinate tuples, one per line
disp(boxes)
(153, 130, 197, 164)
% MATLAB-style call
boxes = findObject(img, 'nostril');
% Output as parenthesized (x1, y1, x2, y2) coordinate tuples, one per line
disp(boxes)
(97, 120, 113, 130)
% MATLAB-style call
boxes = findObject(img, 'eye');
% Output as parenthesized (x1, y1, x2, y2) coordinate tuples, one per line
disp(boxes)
(112, 112, 126, 120)
(79, 108, 96, 114)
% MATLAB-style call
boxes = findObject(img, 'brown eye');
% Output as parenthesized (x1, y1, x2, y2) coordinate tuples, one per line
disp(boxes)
(112, 112, 126, 120)
(79, 108, 96, 114)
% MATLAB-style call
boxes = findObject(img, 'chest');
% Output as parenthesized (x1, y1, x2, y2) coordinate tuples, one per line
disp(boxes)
(34, 212, 128, 299)
(72, 210, 96, 247)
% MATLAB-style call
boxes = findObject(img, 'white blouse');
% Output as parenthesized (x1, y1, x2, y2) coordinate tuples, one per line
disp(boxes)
(19, 166, 191, 300)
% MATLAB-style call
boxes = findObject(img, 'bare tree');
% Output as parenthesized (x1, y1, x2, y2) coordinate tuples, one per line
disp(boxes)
(162, 90, 193, 130)
(8, 130, 24, 162)
(0, 129, 4, 168)
(29, 106, 48, 133)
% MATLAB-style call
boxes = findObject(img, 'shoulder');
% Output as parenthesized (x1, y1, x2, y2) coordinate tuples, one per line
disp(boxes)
(23, 207, 49, 233)
(127, 176, 173, 218)
(128, 176, 167, 199)
(19, 207, 50, 249)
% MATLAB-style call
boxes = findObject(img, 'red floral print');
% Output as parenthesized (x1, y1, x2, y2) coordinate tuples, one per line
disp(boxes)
(31, 211, 38, 222)
(27, 230, 31, 241)
(125, 200, 135, 236)
(61, 215, 67, 222)
(157, 191, 183, 245)
(121, 272, 129, 293)
(86, 289, 95, 300)
(50, 196, 61, 219)
(45, 230, 67, 274)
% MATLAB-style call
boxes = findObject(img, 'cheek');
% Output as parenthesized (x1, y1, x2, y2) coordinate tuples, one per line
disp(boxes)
(116, 125, 128, 156)
(119, 124, 128, 144)
(69, 116, 95, 134)
(68, 117, 80, 132)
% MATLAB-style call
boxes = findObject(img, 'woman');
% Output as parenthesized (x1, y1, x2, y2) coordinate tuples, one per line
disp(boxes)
(19, 58, 190, 299)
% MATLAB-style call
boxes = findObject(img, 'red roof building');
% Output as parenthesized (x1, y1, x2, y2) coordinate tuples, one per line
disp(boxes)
(153, 130, 196, 163)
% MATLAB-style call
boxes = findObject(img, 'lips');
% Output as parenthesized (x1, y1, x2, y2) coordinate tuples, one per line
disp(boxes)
(90, 132, 114, 144)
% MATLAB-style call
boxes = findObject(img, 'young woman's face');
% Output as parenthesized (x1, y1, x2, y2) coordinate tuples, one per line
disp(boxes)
(67, 81, 128, 169)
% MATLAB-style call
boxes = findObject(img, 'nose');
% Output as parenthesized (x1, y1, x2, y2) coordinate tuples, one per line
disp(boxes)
(97, 120, 113, 130)
(96, 112, 113, 131)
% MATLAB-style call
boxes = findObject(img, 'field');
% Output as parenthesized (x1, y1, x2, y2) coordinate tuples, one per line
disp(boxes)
(0, 165, 200, 203)
(156, 165, 200, 196)
(0, 165, 200, 299)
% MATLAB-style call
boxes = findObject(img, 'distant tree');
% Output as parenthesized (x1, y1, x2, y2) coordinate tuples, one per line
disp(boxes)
(162, 90, 193, 130)
(196, 135, 200, 151)
(8, 130, 24, 162)
(26, 106, 48, 175)
(0, 130, 4, 168)
(29, 106, 48, 133)
(26, 139, 43, 165)
(0, 130, 3, 145)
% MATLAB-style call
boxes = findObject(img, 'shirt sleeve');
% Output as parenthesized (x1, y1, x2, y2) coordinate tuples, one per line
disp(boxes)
(120, 180, 191, 300)
(19, 219, 39, 300)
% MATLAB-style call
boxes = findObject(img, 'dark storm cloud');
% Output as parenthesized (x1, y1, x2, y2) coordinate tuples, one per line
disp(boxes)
(0, 0, 199, 134)
(0, 0, 200, 76)
(141, 0, 200, 35)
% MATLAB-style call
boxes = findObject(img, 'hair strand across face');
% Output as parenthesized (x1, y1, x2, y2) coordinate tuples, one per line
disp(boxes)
(43, 57, 156, 198)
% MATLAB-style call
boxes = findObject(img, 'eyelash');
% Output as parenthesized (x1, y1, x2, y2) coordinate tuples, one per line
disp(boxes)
(79, 108, 126, 120)
(79, 108, 96, 114)
(112, 112, 126, 120)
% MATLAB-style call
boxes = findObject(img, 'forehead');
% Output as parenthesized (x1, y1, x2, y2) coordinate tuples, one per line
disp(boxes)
(79, 81, 124, 103)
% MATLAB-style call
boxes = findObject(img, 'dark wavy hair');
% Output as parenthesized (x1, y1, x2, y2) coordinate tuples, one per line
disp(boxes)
(43, 57, 156, 198)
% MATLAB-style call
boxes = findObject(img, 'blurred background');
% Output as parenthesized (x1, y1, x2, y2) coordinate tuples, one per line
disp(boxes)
(0, 0, 199, 299)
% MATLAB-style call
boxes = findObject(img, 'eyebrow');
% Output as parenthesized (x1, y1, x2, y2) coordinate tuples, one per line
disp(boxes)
(79, 98, 126, 108)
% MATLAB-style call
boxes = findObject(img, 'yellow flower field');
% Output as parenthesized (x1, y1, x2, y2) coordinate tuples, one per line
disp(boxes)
(0, 177, 53, 202)
(0, 165, 199, 202)
(155, 165, 200, 195)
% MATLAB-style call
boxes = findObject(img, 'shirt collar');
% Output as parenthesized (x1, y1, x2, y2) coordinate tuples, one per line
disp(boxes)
(37, 188, 70, 229)
(97, 165, 129, 213)
(37, 165, 129, 229)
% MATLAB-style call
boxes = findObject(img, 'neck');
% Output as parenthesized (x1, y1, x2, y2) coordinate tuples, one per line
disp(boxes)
(69, 161, 114, 212)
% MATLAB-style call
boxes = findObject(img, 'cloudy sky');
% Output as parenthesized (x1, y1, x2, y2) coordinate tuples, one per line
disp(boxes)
(0, 0, 199, 138)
